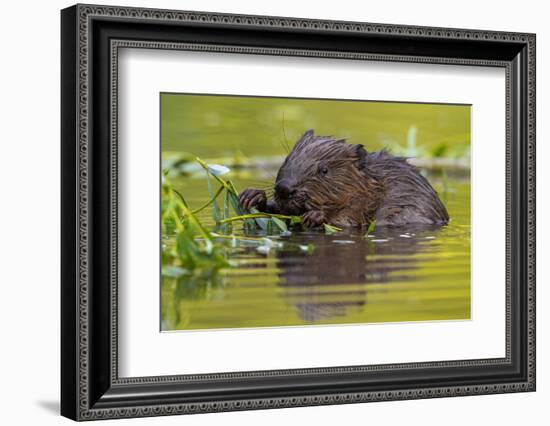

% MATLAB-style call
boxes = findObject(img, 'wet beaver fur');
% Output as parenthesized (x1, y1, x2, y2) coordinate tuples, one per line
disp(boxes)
(239, 129, 449, 228)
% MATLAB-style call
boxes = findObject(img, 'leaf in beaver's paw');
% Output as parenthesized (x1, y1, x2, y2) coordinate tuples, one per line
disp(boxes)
(271, 217, 288, 232)
(207, 164, 230, 176)
(250, 207, 268, 230)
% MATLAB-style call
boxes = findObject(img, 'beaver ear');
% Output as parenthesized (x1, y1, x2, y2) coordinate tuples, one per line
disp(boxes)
(353, 144, 368, 169)
(294, 129, 315, 150)
(300, 129, 314, 142)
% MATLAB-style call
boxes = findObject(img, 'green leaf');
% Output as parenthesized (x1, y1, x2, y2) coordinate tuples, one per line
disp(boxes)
(324, 223, 342, 234)
(272, 216, 288, 232)
(220, 190, 233, 234)
(290, 216, 302, 226)
(227, 188, 247, 216)
(206, 172, 221, 224)
(366, 220, 377, 237)
(176, 231, 195, 268)
(250, 207, 268, 231)
(223, 186, 230, 220)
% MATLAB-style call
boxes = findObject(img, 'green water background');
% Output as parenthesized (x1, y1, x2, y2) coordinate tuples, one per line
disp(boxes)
(161, 93, 471, 331)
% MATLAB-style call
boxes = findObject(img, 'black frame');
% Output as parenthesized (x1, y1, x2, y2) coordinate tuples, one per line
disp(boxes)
(61, 4, 536, 421)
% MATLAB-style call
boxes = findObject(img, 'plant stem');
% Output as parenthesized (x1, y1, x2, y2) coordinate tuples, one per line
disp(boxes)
(191, 185, 224, 215)
(179, 201, 213, 246)
(220, 213, 298, 224)
(171, 188, 189, 208)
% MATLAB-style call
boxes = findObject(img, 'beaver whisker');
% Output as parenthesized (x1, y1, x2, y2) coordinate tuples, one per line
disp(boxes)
(278, 136, 290, 154)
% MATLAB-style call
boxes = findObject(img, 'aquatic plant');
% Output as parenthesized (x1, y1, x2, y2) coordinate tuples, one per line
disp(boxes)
(161, 158, 325, 276)
(195, 157, 341, 235)
(161, 172, 232, 277)
(163, 152, 391, 277)
(195, 157, 291, 233)
(364, 220, 377, 237)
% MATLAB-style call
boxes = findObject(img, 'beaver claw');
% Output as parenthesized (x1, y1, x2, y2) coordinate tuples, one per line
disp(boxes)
(239, 188, 267, 211)
(302, 210, 325, 229)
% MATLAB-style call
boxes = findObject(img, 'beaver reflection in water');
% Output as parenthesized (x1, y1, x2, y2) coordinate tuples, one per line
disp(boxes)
(239, 129, 449, 228)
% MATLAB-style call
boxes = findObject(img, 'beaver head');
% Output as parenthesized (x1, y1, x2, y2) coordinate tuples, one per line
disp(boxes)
(274, 130, 370, 216)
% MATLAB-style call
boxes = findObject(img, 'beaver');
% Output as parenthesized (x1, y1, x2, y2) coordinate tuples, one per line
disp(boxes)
(239, 129, 449, 228)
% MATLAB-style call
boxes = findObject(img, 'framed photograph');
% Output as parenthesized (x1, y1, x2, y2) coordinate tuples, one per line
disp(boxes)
(61, 4, 536, 421)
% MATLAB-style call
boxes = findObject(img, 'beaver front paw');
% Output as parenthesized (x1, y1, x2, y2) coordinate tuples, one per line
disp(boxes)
(302, 210, 326, 229)
(239, 188, 267, 211)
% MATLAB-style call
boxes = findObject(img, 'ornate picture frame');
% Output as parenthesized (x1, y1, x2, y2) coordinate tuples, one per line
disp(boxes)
(61, 4, 535, 421)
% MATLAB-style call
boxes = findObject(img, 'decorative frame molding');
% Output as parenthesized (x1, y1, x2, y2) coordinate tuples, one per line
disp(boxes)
(61, 3, 535, 421)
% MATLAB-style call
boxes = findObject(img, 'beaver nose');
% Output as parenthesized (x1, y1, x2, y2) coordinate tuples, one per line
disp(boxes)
(275, 181, 296, 199)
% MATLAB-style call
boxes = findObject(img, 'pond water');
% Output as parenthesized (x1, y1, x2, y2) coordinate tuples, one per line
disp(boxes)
(161, 169, 470, 331)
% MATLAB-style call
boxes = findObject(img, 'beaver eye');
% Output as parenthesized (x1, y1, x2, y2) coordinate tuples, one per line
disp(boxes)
(319, 165, 329, 175)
